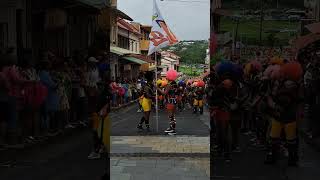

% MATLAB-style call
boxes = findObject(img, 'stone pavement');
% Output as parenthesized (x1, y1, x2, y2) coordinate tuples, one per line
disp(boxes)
(110, 103, 211, 179)
(110, 136, 210, 180)
(111, 136, 210, 154)
(111, 157, 209, 180)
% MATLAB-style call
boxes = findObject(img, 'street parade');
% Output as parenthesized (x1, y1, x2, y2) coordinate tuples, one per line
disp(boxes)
(133, 49, 306, 168)
(1, 0, 320, 179)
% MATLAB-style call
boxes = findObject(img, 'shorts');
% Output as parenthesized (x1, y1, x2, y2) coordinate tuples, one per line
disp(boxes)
(193, 99, 203, 107)
(166, 103, 175, 111)
(270, 118, 297, 140)
(213, 108, 230, 122)
(141, 98, 152, 112)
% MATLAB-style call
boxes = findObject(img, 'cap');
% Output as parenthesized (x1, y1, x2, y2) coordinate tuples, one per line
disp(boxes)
(88, 57, 98, 63)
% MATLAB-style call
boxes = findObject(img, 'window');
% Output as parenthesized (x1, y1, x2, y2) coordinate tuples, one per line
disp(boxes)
(135, 42, 138, 52)
(118, 35, 129, 50)
(0, 23, 8, 50)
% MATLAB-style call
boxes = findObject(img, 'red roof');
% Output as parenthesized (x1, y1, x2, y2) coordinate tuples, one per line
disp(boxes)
(306, 22, 320, 34)
(293, 33, 320, 52)
(117, 18, 141, 35)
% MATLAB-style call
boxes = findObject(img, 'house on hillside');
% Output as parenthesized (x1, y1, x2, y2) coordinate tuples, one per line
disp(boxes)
(160, 51, 180, 77)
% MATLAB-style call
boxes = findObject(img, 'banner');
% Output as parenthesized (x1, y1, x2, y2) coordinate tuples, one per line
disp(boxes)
(148, 0, 178, 55)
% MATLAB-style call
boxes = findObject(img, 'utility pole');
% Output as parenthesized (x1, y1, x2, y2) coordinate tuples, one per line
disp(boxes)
(234, 17, 240, 57)
(259, 0, 264, 47)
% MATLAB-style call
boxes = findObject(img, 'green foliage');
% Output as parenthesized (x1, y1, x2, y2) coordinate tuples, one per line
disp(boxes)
(165, 41, 208, 64)
(211, 52, 224, 65)
(223, 0, 303, 9)
(179, 66, 202, 77)
(220, 17, 300, 46)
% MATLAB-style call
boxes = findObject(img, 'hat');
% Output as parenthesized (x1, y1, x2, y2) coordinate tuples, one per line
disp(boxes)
(88, 57, 98, 63)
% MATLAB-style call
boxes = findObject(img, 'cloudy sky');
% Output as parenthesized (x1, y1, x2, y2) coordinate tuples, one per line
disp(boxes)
(117, 0, 210, 41)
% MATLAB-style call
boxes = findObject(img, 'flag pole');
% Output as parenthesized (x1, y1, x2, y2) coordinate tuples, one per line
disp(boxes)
(155, 52, 159, 133)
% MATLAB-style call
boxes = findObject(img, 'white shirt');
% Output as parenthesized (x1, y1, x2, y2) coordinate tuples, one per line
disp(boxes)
(87, 68, 100, 88)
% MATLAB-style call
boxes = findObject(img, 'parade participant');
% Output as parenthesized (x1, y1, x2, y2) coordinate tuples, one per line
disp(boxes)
(158, 79, 166, 109)
(212, 77, 234, 161)
(161, 80, 178, 135)
(158, 70, 178, 135)
(177, 80, 186, 112)
(137, 72, 154, 131)
(264, 61, 303, 166)
(210, 61, 236, 161)
(243, 60, 263, 138)
(193, 81, 205, 114)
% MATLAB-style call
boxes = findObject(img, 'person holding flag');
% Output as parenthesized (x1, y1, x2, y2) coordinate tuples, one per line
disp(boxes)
(148, 0, 178, 133)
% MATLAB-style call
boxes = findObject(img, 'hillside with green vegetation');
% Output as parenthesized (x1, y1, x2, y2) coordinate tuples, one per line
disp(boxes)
(164, 40, 208, 65)
(223, 0, 303, 9)
(221, 17, 300, 46)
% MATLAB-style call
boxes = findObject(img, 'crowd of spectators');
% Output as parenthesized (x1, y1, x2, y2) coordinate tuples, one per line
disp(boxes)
(0, 48, 119, 147)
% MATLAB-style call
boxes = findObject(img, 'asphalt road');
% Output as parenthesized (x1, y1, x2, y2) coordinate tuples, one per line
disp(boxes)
(110, 103, 210, 136)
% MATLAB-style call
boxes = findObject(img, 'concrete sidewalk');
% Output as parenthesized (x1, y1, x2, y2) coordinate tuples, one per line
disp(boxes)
(111, 136, 209, 154)
(110, 136, 210, 180)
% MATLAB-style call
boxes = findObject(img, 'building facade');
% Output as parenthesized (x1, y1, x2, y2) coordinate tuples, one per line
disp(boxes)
(0, 0, 111, 64)
(305, 0, 320, 22)
(160, 51, 180, 76)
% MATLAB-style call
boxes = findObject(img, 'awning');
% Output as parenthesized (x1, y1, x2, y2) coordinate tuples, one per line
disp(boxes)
(306, 22, 320, 34)
(292, 33, 320, 52)
(110, 46, 138, 56)
(122, 57, 147, 65)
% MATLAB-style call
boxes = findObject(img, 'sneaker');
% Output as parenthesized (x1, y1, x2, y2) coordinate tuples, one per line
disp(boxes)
(164, 128, 174, 133)
(232, 146, 241, 153)
(146, 125, 151, 132)
(79, 121, 88, 127)
(137, 109, 142, 113)
(99, 146, 106, 154)
(168, 131, 177, 135)
(224, 153, 232, 162)
(65, 124, 75, 129)
(88, 152, 101, 160)
(137, 124, 143, 130)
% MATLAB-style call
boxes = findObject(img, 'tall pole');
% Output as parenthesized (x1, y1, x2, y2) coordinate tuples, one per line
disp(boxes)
(259, 0, 263, 47)
(155, 52, 159, 133)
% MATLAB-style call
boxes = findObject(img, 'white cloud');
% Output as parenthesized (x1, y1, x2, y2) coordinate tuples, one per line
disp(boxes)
(117, 0, 210, 40)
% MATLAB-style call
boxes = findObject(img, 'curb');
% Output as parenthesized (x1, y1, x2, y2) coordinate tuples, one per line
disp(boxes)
(111, 100, 138, 113)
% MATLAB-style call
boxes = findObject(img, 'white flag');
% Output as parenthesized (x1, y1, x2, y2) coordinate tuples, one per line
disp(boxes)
(148, 0, 178, 56)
